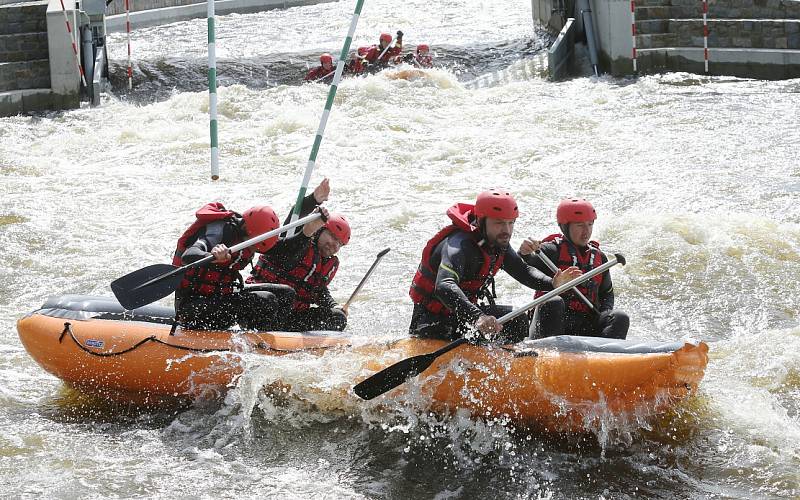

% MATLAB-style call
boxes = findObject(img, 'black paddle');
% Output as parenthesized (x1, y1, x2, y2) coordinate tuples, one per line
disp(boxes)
(353, 253, 626, 400)
(342, 247, 390, 314)
(111, 212, 323, 310)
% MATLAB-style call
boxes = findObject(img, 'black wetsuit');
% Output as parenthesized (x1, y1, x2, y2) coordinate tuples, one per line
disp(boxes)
(247, 231, 346, 332)
(409, 230, 555, 344)
(175, 194, 318, 331)
(522, 240, 629, 339)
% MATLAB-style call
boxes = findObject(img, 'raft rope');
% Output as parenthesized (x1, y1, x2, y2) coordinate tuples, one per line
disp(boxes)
(58, 322, 256, 356)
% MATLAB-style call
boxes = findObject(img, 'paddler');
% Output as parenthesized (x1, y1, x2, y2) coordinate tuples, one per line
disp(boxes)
(408, 190, 582, 343)
(518, 198, 629, 339)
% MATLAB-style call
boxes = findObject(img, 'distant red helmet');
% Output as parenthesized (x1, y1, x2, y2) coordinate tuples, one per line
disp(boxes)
(320, 53, 333, 65)
(474, 190, 519, 220)
(324, 213, 351, 245)
(417, 44, 429, 54)
(242, 205, 280, 252)
(556, 198, 597, 224)
(357, 46, 369, 56)
(379, 32, 392, 44)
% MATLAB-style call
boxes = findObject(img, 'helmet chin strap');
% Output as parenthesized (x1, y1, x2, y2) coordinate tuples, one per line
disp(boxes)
(560, 223, 572, 244)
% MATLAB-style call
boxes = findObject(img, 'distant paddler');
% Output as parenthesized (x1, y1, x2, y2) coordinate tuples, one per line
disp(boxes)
(304, 53, 336, 83)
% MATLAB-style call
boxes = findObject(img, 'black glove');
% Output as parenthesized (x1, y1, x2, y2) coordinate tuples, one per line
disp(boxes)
(403, 53, 414, 62)
(396, 30, 404, 39)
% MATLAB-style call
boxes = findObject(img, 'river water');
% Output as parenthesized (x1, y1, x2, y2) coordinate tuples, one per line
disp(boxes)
(1, 0, 799, 497)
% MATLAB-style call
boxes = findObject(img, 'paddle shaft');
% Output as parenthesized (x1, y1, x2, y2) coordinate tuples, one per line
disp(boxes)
(344, 247, 390, 310)
(536, 250, 598, 314)
(497, 254, 622, 325)
(134, 212, 322, 290)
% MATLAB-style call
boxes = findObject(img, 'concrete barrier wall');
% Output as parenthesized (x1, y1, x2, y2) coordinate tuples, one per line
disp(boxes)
(46, 0, 81, 97)
(532, 0, 800, 78)
(105, 0, 336, 32)
(548, 17, 576, 79)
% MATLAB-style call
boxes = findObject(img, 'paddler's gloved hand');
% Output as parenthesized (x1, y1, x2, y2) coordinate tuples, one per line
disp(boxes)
(396, 30, 403, 40)
(470, 314, 503, 344)
(303, 206, 329, 236)
(403, 53, 414, 63)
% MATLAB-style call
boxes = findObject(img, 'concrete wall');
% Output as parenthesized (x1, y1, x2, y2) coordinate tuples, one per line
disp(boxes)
(589, 0, 634, 75)
(46, 0, 82, 96)
(105, 0, 336, 32)
(532, 0, 800, 78)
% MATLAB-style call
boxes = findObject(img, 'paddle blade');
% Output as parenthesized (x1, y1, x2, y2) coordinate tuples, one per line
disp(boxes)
(353, 351, 438, 400)
(111, 263, 183, 310)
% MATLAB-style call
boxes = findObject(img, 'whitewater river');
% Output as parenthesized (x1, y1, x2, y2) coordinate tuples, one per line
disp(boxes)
(1, 0, 798, 497)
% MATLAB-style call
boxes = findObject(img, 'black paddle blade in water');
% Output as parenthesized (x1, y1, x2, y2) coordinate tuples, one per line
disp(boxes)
(353, 338, 468, 400)
(110, 263, 183, 310)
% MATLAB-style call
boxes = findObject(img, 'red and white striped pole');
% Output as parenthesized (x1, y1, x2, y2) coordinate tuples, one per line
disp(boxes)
(630, 0, 638, 72)
(702, 0, 709, 72)
(125, 0, 132, 89)
(58, 0, 87, 87)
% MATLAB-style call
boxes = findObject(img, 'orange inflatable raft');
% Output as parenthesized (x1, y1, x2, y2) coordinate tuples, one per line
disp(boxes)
(19, 295, 709, 431)
(17, 295, 351, 404)
(358, 335, 709, 431)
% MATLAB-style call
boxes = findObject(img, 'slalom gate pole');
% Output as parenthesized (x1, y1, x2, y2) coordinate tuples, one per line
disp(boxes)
(208, 0, 219, 180)
(288, 0, 366, 230)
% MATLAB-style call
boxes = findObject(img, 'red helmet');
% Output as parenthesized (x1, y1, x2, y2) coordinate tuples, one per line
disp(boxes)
(417, 44, 429, 54)
(357, 46, 369, 56)
(379, 32, 392, 44)
(324, 213, 351, 245)
(556, 198, 597, 224)
(474, 190, 519, 220)
(320, 53, 333, 65)
(242, 205, 280, 252)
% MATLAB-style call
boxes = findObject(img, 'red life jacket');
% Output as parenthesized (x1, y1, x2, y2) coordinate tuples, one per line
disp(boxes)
(415, 54, 433, 68)
(364, 45, 381, 64)
(173, 202, 254, 297)
(250, 242, 339, 311)
(348, 58, 366, 74)
(305, 66, 332, 82)
(535, 233, 603, 314)
(409, 203, 505, 315)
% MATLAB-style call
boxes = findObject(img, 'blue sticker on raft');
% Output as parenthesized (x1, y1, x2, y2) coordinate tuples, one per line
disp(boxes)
(85, 339, 104, 348)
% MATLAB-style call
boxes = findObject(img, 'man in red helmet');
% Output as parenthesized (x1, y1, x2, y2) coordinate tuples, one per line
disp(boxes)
(304, 53, 335, 83)
(518, 198, 629, 339)
(247, 207, 351, 332)
(174, 182, 329, 331)
(408, 190, 582, 343)
(411, 44, 433, 68)
(365, 31, 403, 68)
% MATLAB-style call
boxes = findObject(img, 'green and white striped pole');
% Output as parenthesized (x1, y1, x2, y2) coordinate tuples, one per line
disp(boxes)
(208, 0, 219, 180)
(289, 0, 365, 225)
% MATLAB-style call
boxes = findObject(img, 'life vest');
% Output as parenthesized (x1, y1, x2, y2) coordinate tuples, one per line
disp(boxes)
(415, 54, 433, 68)
(348, 58, 366, 74)
(173, 202, 254, 297)
(305, 66, 332, 82)
(409, 203, 505, 315)
(250, 241, 339, 311)
(535, 233, 603, 314)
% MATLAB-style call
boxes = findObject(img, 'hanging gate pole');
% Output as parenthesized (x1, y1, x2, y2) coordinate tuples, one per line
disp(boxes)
(208, 0, 220, 180)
